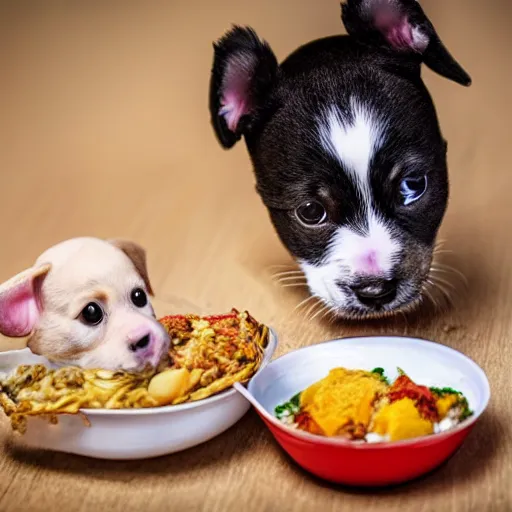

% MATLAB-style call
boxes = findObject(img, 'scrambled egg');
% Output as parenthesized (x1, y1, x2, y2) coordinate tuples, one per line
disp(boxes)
(300, 368, 387, 437)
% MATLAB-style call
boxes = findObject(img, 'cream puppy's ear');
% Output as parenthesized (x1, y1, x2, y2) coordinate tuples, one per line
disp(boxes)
(0, 263, 51, 337)
(108, 239, 154, 296)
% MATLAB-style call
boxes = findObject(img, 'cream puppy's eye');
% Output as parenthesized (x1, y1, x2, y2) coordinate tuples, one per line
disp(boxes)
(79, 302, 104, 326)
(131, 288, 148, 308)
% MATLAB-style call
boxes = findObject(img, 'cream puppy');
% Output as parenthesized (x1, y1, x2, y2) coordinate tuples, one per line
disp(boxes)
(0, 237, 170, 371)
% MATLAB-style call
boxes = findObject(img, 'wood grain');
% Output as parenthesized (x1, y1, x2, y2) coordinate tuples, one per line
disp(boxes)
(0, 0, 509, 510)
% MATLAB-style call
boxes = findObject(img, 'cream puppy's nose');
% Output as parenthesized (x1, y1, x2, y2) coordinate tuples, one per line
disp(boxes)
(128, 325, 169, 368)
(129, 334, 151, 352)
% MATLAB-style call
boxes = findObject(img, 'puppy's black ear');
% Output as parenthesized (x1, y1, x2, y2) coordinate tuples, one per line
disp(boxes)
(341, 0, 471, 86)
(209, 26, 279, 149)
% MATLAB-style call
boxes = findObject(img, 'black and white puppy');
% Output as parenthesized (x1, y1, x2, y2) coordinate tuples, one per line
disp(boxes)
(209, 0, 471, 319)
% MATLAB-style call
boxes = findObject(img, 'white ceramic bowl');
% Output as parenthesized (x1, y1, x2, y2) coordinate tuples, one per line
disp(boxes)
(0, 329, 277, 460)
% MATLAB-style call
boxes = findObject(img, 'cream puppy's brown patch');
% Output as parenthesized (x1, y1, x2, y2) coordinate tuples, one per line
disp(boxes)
(0, 237, 170, 371)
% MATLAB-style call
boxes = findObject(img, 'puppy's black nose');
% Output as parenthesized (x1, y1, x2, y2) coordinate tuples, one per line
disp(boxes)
(350, 279, 398, 308)
(130, 334, 151, 352)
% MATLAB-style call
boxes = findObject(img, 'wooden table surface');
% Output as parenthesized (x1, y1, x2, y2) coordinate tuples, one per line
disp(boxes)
(0, 1, 510, 510)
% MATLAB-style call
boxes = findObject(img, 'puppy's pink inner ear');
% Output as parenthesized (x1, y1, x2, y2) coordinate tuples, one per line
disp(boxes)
(0, 280, 40, 337)
(219, 52, 256, 132)
(373, 3, 429, 52)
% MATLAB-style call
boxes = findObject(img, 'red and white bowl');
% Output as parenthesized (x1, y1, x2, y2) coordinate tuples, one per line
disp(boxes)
(244, 336, 490, 487)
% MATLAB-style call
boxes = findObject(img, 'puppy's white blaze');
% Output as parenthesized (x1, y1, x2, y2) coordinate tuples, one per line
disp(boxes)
(300, 214, 401, 307)
(329, 213, 401, 277)
(319, 99, 385, 204)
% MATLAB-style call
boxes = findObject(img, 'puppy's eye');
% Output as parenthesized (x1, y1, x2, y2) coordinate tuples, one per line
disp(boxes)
(131, 288, 148, 308)
(295, 201, 327, 226)
(79, 302, 103, 326)
(400, 176, 427, 205)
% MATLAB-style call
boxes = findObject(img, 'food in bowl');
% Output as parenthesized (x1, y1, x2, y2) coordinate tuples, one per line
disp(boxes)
(274, 366, 472, 443)
(0, 309, 269, 433)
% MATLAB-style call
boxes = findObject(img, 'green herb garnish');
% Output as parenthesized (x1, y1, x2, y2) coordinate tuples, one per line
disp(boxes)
(371, 367, 390, 384)
(459, 401, 473, 421)
(429, 386, 463, 396)
(289, 392, 300, 408)
(275, 392, 301, 419)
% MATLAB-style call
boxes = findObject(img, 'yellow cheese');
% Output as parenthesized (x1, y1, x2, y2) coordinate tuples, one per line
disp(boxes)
(371, 398, 434, 441)
(436, 394, 459, 419)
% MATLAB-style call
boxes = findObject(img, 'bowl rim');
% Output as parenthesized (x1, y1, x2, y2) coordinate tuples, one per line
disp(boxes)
(247, 334, 491, 450)
(0, 327, 278, 417)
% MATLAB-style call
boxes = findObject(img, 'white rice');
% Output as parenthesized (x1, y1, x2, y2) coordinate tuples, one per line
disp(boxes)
(364, 432, 390, 443)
